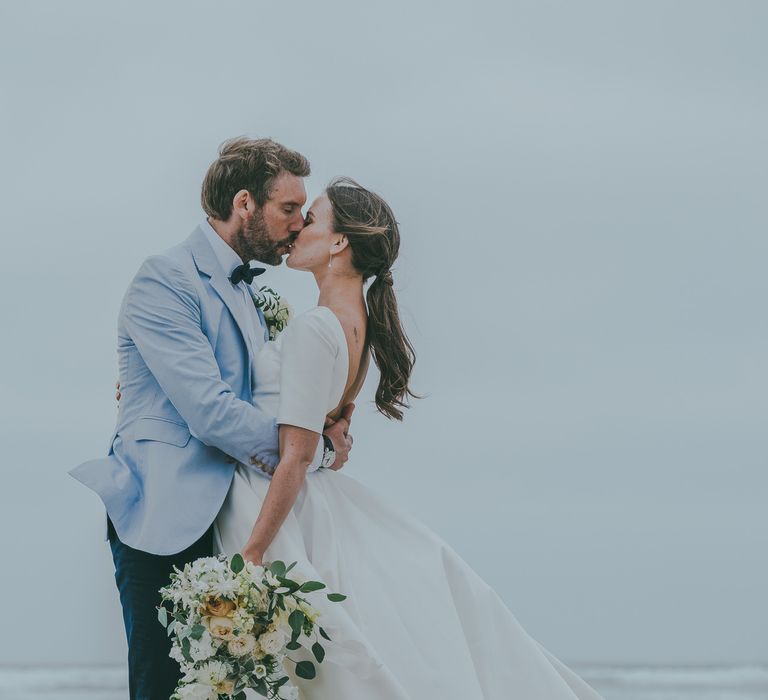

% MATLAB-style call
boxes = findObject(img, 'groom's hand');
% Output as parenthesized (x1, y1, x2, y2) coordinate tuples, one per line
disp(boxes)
(324, 403, 355, 470)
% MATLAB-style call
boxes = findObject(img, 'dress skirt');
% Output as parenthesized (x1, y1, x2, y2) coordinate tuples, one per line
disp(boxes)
(213, 464, 604, 700)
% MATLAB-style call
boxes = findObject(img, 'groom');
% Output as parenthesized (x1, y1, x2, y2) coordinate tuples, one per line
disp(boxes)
(70, 137, 354, 700)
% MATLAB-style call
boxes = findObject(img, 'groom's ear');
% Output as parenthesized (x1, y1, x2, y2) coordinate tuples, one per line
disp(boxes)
(231, 189, 256, 221)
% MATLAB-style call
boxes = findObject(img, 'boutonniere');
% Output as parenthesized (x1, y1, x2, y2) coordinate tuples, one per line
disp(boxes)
(251, 286, 292, 340)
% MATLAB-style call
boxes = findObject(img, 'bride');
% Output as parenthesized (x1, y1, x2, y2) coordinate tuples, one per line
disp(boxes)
(213, 176, 605, 699)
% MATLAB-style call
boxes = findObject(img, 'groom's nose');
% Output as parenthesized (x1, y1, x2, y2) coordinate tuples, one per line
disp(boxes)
(288, 210, 304, 233)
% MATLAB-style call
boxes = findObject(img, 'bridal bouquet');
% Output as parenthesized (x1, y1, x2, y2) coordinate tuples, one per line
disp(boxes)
(158, 553, 346, 700)
(251, 286, 292, 340)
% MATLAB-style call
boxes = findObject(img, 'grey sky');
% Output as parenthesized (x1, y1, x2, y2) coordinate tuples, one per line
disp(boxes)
(0, 0, 766, 666)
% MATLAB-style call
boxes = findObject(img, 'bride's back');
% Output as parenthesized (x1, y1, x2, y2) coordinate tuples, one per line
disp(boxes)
(324, 303, 370, 423)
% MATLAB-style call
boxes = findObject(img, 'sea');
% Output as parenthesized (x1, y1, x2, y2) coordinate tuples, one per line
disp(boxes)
(0, 665, 766, 699)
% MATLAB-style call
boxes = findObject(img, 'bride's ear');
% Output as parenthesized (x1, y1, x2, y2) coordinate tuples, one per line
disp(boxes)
(331, 235, 350, 254)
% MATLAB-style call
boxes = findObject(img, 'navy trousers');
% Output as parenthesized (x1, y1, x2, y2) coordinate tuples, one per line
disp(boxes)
(108, 516, 214, 700)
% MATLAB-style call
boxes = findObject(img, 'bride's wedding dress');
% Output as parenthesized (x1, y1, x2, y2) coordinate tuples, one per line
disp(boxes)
(214, 306, 604, 699)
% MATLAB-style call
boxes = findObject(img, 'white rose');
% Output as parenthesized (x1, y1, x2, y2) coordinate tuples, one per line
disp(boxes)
(205, 615, 235, 640)
(259, 626, 288, 656)
(227, 633, 256, 657)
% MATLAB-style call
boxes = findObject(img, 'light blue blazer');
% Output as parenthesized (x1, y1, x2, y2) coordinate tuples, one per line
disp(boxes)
(69, 226, 278, 555)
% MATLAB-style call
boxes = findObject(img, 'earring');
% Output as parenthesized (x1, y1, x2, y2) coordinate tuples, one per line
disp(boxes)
(328, 252, 334, 269)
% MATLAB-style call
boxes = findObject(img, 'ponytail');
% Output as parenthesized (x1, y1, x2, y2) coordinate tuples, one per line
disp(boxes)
(365, 272, 416, 420)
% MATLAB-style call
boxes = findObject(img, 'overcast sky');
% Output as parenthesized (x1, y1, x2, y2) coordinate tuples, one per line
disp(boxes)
(0, 0, 766, 667)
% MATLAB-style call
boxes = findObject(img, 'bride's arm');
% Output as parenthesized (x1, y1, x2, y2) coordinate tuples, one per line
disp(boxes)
(239, 309, 341, 565)
(241, 425, 319, 565)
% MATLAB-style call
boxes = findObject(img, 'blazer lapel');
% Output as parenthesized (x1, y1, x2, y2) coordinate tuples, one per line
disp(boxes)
(187, 227, 259, 383)
(252, 301, 270, 343)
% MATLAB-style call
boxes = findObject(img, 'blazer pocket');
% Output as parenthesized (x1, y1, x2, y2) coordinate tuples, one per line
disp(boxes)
(133, 416, 192, 447)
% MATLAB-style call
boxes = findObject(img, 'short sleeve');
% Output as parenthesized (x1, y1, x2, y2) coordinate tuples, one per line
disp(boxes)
(277, 308, 342, 434)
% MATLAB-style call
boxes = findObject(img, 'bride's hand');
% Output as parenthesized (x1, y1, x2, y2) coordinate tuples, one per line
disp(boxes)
(241, 545, 264, 567)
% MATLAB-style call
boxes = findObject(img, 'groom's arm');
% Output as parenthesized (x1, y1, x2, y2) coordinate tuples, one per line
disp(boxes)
(122, 254, 280, 469)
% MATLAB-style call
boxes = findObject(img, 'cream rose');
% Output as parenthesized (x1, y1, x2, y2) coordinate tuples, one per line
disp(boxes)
(206, 615, 235, 640)
(227, 633, 257, 657)
(258, 626, 289, 656)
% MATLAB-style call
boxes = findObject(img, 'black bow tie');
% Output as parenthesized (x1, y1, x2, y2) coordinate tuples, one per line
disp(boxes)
(229, 263, 266, 285)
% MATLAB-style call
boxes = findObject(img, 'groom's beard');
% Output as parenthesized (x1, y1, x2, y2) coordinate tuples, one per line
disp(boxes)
(233, 209, 291, 266)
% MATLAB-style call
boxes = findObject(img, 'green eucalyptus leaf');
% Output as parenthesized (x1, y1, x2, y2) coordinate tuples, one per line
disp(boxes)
(277, 576, 301, 592)
(189, 624, 206, 641)
(269, 560, 286, 577)
(157, 606, 168, 627)
(319, 626, 332, 641)
(288, 610, 306, 635)
(327, 593, 347, 602)
(299, 581, 326, 593)
(312, 641, 325, 662)
(230, 553, 245, 574)
(295, 660, 316, 679)
(181, 637, 193, 663)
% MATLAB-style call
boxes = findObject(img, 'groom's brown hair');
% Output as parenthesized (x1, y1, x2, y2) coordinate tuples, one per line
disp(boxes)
(201, 137, 310, 221)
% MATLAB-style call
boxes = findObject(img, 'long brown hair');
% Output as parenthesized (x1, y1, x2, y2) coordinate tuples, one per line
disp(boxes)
(326, 177, 417, 421)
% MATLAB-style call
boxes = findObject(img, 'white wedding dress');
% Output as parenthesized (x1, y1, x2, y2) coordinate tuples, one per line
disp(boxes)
(213, 306, 604, 700)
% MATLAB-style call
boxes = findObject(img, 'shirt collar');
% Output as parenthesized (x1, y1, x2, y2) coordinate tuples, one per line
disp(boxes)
(201, 218, 243, 279)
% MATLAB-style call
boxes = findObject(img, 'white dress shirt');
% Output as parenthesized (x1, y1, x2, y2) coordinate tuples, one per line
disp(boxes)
(201, 218, 264, 363)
